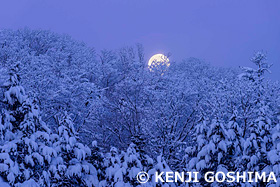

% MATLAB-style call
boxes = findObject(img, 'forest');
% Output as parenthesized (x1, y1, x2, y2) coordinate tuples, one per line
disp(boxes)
(0, 29, 279, 186)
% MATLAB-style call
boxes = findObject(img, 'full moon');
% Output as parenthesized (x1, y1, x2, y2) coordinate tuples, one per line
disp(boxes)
(148, 54, 170, 72)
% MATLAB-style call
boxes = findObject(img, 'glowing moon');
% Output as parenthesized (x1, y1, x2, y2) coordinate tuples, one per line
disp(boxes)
(148, 54, 170, 72)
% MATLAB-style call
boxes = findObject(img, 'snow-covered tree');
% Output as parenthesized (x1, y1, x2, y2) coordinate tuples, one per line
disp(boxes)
(101, 147, 124, 187)
(0, 68, 55, 186)
(267, 122, 280, 186)
(147, 155, 174, 187)
(238, 52, 274, 186)
(88, 141, 105, 184)
(184, 117, 209, 172)
(0, 29, 99, 142)
(1, 30, 280, 187)
(185, 117, 230, 186)
(122, 143, 153, 186)
(49, 112, 98, 186)
(226, 110, 244, 172)
(101, 143, 153, 187)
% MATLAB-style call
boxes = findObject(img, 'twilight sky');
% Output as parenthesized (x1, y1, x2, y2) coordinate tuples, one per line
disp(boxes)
(0, 0, 279, 80)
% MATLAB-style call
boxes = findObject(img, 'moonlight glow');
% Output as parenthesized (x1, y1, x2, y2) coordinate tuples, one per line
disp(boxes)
(148, 54, 170, 72)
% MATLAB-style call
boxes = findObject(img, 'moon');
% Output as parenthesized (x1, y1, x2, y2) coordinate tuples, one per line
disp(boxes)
(148, 54, 170, 72)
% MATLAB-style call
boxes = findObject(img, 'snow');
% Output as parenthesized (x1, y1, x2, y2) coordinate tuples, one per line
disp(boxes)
(0, 32, 279, 187)
(268, 150, 279, 165)
(0, 164, 8, 172)
(18, 179, 39, 187)
(196, 160, 206, 170)
(0, 177, 10, 187)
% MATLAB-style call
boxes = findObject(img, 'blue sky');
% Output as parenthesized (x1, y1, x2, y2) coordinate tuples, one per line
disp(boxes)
(1, 0, 279, 80)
